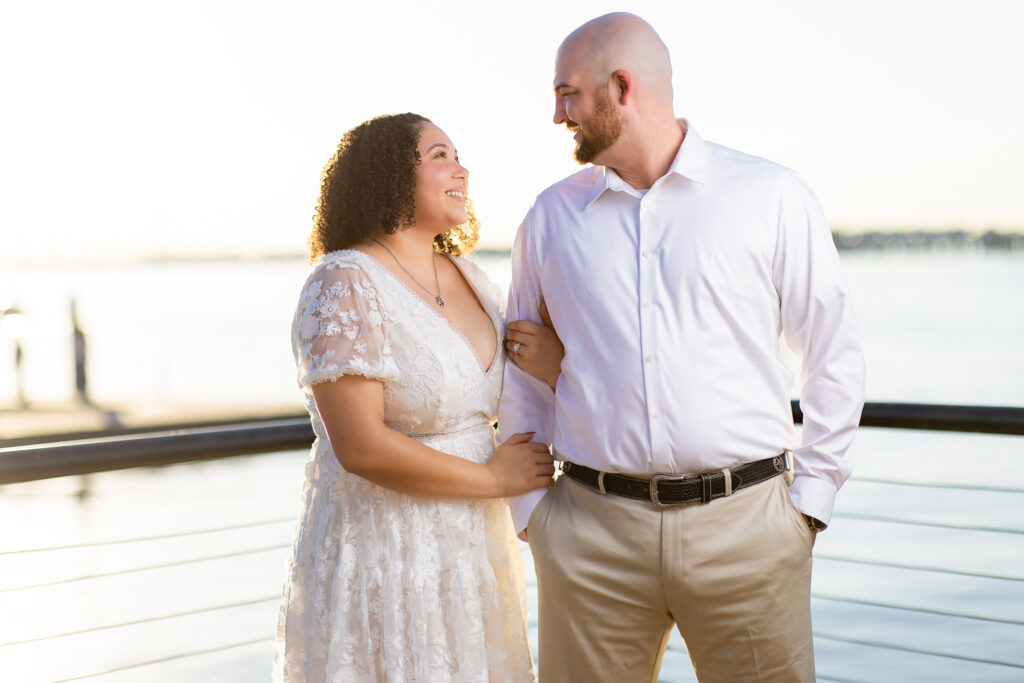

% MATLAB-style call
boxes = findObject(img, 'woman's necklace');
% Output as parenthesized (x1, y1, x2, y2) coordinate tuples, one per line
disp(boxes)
(372, 238, 445, 308)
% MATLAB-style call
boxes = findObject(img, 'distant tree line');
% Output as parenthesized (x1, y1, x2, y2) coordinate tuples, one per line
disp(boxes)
(831, 229, 1024, 251)
(144, 229, 1024, 264)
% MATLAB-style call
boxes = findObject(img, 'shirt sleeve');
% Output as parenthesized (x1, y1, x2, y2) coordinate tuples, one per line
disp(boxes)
(773, 171, 866, 526)
(293, 263, 400, 388)
(498, 211, 557, 533)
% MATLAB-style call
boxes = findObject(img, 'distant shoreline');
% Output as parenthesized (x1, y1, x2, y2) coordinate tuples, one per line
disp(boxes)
(5, 230, 1023, 268)
(830, 229, 1024, 252)
(145, 229, 1022, 263)
(141, 229, 1024, 263)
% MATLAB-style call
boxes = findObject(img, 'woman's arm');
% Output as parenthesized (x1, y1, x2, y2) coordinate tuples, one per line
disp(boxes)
(312, 375, 554, 498)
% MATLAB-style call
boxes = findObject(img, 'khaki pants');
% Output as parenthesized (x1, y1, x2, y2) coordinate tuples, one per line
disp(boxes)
(527, 473, 815, 682)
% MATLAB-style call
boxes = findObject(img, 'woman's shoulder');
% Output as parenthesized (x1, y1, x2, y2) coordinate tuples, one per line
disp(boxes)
(307, 249, 383, 283)
(311, 248, 374, 272)
(450, 254, 504, 308)
(299, 249, 387, 299)
(451, 252, 497, 276)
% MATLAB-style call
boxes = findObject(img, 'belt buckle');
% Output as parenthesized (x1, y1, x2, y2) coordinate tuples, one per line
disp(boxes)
(650, 473, 688, 509)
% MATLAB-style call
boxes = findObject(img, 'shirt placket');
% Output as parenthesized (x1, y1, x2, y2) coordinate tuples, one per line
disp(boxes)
(637, 193, 666, 472)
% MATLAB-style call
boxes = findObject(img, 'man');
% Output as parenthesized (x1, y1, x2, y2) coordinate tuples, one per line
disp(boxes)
(499, 12, 866, 683)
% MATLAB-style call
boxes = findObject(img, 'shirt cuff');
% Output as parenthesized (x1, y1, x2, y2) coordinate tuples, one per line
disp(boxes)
(509, 488, 548, 535)
(788, 473, 839, 527)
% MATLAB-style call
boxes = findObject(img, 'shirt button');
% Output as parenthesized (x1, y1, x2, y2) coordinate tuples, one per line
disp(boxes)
(652, 411, 661, 420)
(646, 354, 655, 363)
(642, 249, 651, 258)
(643, 301, 652, 309)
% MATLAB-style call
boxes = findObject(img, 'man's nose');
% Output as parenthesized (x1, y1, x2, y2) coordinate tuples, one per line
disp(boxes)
(553, 97, 567, 125)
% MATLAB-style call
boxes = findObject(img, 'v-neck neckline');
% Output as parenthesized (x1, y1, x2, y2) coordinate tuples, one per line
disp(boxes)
(343, 249, 501, 375)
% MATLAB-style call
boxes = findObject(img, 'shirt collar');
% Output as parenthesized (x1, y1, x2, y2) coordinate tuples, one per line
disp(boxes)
(666, 120, 710, 186)
(584, 166, 637, 207)
(585, 119, 710, 209)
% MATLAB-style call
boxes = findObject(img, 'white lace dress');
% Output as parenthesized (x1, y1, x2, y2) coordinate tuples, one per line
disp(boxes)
(273, 249, 534, 683)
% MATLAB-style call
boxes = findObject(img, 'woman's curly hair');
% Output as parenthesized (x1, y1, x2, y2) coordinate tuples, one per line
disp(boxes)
(308, 113, 480, 261)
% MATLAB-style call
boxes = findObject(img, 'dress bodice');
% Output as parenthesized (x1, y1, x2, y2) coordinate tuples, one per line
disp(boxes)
(291, 249, 506, 446)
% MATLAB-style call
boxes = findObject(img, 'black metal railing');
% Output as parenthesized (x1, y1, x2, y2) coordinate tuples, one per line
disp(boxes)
(0, 417, 311, 485)
(2, 401, 1023, 486)
(813, 401, 1024, 436)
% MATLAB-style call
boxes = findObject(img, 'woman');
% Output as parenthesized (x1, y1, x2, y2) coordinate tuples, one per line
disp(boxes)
(273, 113, 559, 682)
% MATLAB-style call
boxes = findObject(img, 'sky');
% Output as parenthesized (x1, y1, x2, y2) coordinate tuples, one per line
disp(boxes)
(2, 0, 1022, 264)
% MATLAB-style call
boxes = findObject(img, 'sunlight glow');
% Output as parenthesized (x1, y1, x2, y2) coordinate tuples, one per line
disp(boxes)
(1, 0, 1022, 264)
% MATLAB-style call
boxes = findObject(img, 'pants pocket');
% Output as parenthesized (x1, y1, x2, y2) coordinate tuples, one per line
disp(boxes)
(778, 477, 815, 549)
(526, 476, 561, 550)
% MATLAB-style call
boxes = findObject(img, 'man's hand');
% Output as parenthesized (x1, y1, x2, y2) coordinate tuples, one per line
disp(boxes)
(518, 529, 529, 542)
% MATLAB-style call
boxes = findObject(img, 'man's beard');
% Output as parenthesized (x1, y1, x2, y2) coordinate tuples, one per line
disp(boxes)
(571, 87, 623, 165)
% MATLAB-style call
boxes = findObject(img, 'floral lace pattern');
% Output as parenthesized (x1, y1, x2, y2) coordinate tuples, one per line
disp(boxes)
(274, 250, 533, 682)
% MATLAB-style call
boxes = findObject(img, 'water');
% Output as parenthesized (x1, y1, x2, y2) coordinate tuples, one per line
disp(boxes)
(1, 250, 1022, 408)
(1, 249, 1022, 682)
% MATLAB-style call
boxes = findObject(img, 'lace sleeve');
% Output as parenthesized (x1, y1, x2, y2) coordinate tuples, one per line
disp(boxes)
(293, 262, 400, 387)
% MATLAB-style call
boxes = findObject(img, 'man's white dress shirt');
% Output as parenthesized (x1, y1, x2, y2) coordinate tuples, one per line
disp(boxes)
(499, 122, 866, 534)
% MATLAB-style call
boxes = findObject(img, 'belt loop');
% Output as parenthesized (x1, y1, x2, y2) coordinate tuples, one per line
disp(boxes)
(722, 467, 732, 497)
(597, 471, 607, 495)
(700, 472, 712, 503)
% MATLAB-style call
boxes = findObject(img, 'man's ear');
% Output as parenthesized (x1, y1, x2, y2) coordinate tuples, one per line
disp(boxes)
(611, 69, 632, 105)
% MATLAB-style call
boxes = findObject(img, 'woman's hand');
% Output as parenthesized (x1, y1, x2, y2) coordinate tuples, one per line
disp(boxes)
(506, 300, 564, 391)
(488, 432, 555, 496)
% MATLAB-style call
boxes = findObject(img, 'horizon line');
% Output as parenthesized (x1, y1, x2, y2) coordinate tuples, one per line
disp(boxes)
(4, 228, 1023, 269)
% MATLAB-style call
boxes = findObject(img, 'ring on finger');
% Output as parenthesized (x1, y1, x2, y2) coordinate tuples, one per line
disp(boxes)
(511, 341, 522, 354)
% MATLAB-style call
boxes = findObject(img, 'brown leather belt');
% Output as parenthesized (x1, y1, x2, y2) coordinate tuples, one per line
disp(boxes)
(562, 453, 790, 509)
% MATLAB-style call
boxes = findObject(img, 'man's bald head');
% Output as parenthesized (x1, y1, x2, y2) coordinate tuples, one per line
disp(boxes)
(556, 12, 673, 105)
(552, 13, 684, 185)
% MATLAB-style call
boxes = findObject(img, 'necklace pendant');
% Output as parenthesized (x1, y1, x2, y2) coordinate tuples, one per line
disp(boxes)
(370, 238, 446, 310)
